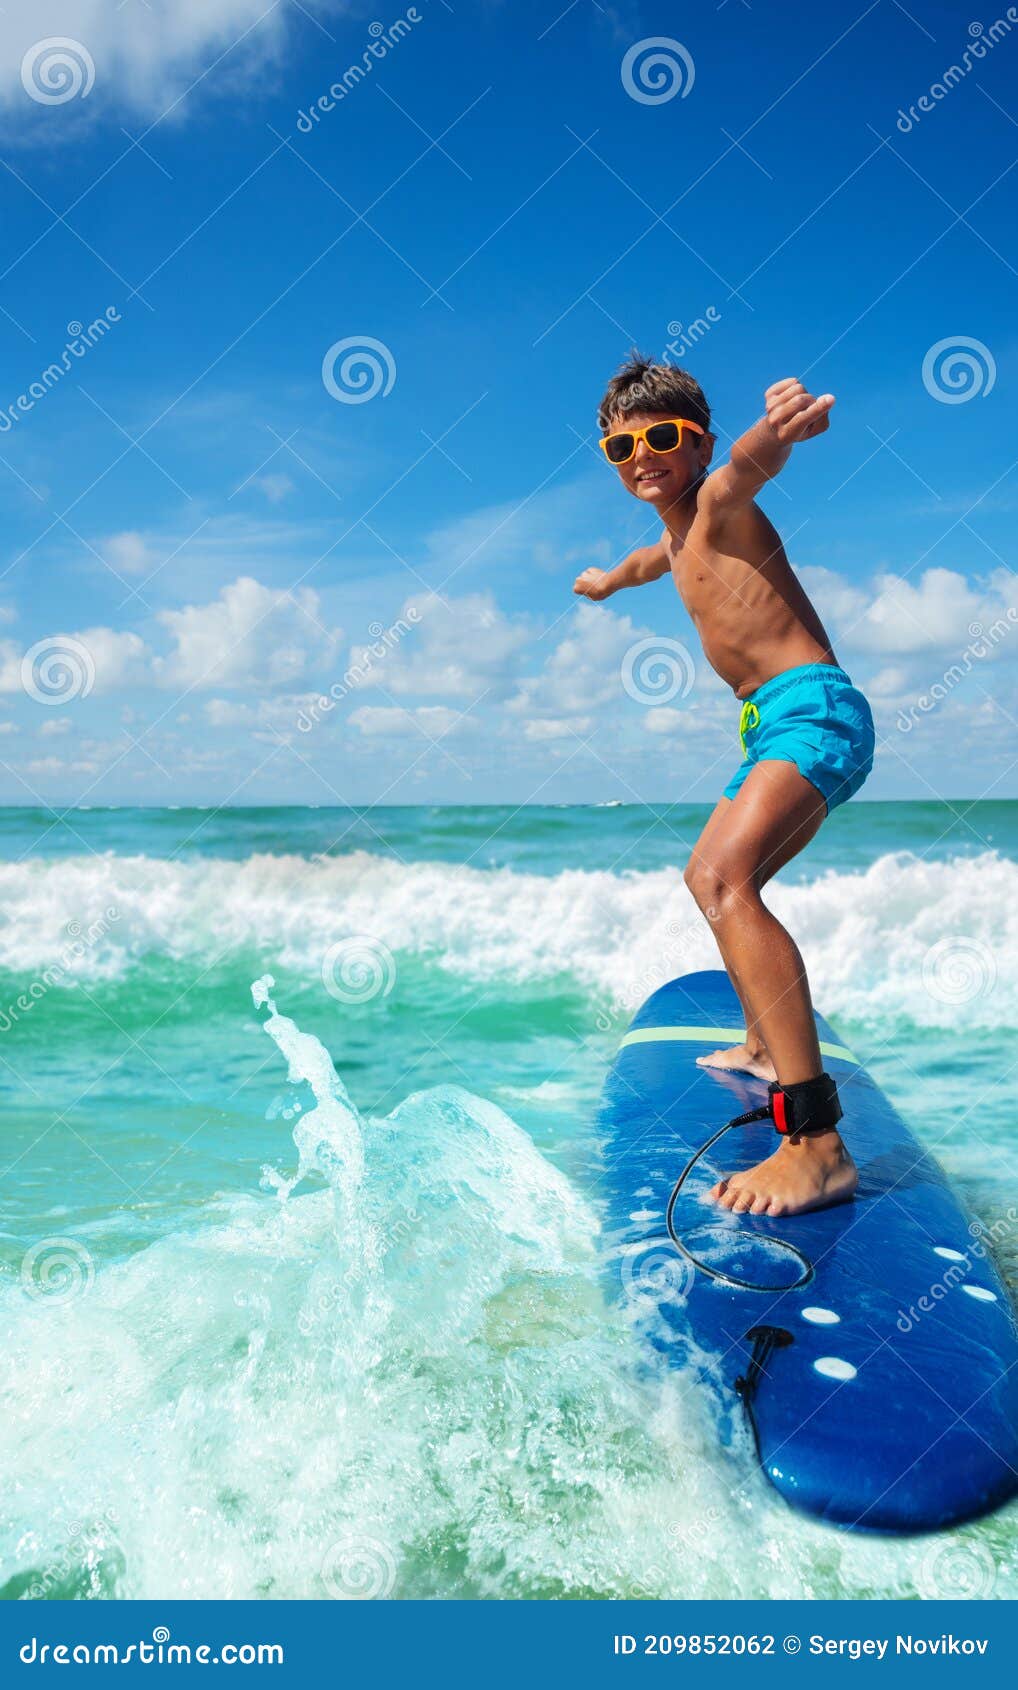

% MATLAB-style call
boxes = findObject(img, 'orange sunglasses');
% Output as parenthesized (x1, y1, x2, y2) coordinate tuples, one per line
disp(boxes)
(599, 416, 705, 465)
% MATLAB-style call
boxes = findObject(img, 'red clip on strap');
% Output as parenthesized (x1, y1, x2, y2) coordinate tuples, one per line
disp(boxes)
(771, 1088, 789, 1134)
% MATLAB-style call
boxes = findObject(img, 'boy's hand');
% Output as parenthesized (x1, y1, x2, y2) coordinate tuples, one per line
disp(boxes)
(765, 378, 835, 444)
(573, 567, 611, 600)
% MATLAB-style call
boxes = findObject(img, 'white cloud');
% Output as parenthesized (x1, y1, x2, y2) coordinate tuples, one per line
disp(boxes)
(155, 576, 341, 692)
(349, 704, 465, 739)
(252, 474, 295, 505)
(100, 531, 154, 577)
(0, 1, 339, 122)
(644, 707, 685, 735)
(523, 716, 592, 741)
(0, 628, 148, 694)
(802, 565, 1018, 657)
(349, 591, 531, 700)
(508, 601, 652, 722)
(39, 716, 72, 736)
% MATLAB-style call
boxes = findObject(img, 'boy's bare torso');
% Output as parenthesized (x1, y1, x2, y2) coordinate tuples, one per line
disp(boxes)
(662, 493, 836, 699)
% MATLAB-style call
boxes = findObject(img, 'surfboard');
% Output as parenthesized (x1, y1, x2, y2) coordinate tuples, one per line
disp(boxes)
(597, 969, 1018, 1532)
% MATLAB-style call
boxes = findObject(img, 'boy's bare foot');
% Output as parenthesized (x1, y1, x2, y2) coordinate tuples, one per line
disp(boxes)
(710, 1129, 858, 1218)
(696, 1042, 777, 1082)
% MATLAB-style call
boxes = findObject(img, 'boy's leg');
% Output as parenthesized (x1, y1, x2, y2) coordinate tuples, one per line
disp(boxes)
(683, 759, 857, 1218)
(684, 794, 823, 1081)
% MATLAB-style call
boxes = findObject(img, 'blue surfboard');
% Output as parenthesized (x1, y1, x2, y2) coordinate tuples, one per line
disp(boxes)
(598, 970, 1018, 1532)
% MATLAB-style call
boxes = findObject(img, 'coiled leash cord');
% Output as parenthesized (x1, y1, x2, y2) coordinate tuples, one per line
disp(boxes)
(664, 1073, 843, 1294)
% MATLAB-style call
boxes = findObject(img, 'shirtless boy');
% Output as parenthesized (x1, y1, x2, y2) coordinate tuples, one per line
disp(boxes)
(574, 355, 874, 1218)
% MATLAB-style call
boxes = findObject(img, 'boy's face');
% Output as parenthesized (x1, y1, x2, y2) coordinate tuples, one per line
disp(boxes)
(606, 409, 714, 506)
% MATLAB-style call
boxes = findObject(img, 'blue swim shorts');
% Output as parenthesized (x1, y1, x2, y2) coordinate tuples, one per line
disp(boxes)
(723, 662, 874, 814)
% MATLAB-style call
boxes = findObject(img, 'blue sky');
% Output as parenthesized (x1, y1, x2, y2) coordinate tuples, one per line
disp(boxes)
(0, 0, 1015, 805)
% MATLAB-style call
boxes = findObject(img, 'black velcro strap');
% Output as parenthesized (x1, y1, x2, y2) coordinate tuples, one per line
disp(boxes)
(768, 1072, 842, 1137)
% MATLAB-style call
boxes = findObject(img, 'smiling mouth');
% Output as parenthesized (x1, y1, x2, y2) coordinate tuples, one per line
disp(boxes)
(636, 468, 669, 484)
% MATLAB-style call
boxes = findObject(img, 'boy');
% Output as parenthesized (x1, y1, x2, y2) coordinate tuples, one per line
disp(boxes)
(574, 355, 874, 1218)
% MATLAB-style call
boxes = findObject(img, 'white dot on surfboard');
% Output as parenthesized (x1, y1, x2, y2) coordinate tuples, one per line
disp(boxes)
(814, 1356, 857, 1381)
(933, 1246, 967, 1262)
(962, 1285, 998, 1303)
(801, 1306, 840, 1325)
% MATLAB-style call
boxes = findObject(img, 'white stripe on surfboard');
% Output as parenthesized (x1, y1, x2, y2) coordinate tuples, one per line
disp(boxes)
(619, 1025, 858, 1064)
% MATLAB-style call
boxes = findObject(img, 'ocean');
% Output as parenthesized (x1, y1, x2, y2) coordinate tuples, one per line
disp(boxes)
(1, 801, 1016, 1601)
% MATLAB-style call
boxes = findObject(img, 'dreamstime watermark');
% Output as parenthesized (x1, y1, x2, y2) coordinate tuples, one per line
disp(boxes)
(896, 612, 1018, 732)
(621, 38, 695, 104)
(621, 637, 696, 706)
(595, 918, 702, 1033)
(322, 936, 397, 1004)
(917, 1539, 997, 1599)
(23, 1510, 119, 1601)
(664, 310, 721, 362)
(921, 935, 997, 1005)
(19, 1630, 284, 1667)
(296, 10, 423, 132)
(922, 335, 996, 403)
(21, 38, 95, 105)
(0, 309, 121, 433)
(20, 635, 97, 706)
(21, 1237, 96, 1304)
(0, 908, 120, 1033)
(295, 1204, 421, 1335)
(322, 336, 396, 404)
(896, 15, 1018, 132)
(897, 1209, 1016, 1334)
(619, 1237, 695, 1307)
(321, 1535, 397, 1599)
(297, 609, 421, 731)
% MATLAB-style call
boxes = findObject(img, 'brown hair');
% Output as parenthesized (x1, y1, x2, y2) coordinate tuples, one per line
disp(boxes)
(597, 351, 710, 434)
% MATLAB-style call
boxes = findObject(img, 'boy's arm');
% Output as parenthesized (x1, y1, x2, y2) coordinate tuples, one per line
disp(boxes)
(701, 378, 835, 514)
(573, 534, 670, 601)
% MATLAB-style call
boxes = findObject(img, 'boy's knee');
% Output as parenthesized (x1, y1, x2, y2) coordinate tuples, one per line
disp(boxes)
(685, 858, 731, 913)
(685, 855, 755, 921)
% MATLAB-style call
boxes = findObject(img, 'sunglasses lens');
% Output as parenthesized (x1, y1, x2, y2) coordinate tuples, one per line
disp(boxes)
(646, 422, 682, 452)
(605, 432, 635, 464)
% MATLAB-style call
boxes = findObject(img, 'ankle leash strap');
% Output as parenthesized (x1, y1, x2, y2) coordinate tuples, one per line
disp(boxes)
(724, 1072, 842, 1138)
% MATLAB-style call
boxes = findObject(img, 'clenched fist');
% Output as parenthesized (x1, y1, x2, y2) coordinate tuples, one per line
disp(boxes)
(765, 378, 835, 444)
(573, 567, 611, 601)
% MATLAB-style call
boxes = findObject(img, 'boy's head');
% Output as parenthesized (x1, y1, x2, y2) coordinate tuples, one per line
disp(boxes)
(597, 352, 714, 507)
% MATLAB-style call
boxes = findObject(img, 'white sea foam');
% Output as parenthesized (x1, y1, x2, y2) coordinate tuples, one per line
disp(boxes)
(0, 848, 1015, 1028)
(4, 983, 1011, 1600)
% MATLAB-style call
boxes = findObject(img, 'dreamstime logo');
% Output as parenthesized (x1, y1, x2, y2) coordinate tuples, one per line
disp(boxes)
(21, 1237, 96, 1304)
(621, 38, 695, 104)
(322, 336, 396, 404)
(921, 936, 997, 1005)
(295, 9, 424, 131)
(321, 1535, 397, 1599)
(21, 38, 95, 105)
(664, 309, 720, 361)
(896, 611, 1018, 733)
(297, 608, 421, 732)
(621, 637, 696, 705)
(918, 1540, 997, 1599)
(322, 936, 397, 1003)
(0, 308, 122, 434)
(595, 917, 701, 1033)
(620, 1238, 694, 1306)
(896, 14, 1018, 132)
(897, 1208, 1016, 1333)
(921, 336, 996, 403)
(20, 636, 96, 705)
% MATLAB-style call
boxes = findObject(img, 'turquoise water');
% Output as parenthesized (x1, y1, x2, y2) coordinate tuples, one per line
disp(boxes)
(1, 802, 1017, 1600)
